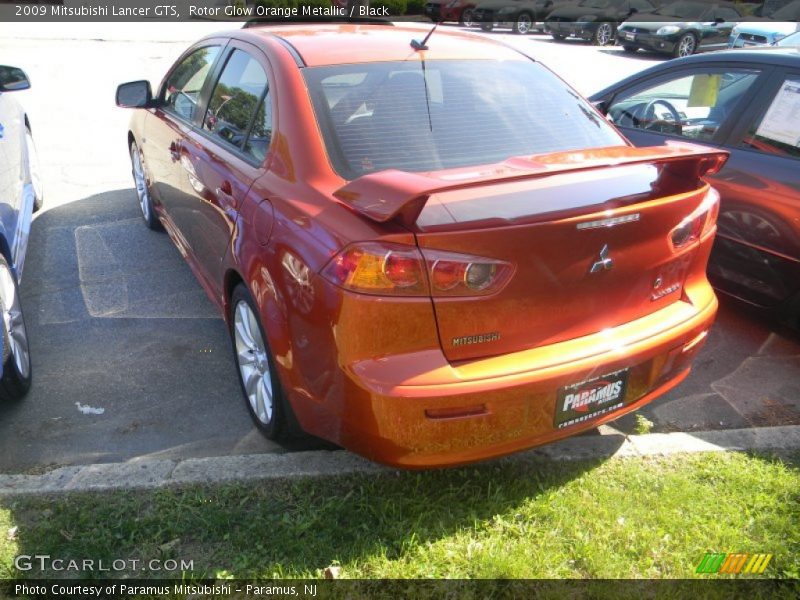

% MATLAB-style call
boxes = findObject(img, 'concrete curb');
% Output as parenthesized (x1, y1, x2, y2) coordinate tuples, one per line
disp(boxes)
(2, 425, 799, 496)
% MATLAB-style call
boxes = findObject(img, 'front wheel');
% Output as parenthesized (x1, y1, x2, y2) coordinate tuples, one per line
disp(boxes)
(480, 22, 494, 32)
(0, 255, 31, 401)
(674, 33, 696, 58)
(460, 8, 475, 27)
(130, 141, 161, 230)
(230, 284, 298, 440)
(513, 12, 533, 34)
(593, 22, 614, 46)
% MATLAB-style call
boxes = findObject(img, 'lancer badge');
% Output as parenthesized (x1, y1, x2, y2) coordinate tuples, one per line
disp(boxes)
(590, 244, 614, 273)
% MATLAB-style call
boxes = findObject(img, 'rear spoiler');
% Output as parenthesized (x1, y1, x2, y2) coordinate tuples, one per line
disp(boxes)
(333, 142, 728, 226)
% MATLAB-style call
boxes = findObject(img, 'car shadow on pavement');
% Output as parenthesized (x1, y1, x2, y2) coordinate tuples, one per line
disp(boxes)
(607, 296, 800, 435)
(0, 189, 330, 474)
(596, 48, 667, 61)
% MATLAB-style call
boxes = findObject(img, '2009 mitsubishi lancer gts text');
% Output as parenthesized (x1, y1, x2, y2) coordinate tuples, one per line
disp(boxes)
(116, 24, 727, 468)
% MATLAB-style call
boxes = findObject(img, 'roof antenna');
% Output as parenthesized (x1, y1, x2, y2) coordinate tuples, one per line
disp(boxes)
(411, 21, 440, 51)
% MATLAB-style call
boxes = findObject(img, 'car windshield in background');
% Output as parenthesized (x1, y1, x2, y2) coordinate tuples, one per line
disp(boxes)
(655, 1, 706, 19)
(776, 30, 800, 45)
(304, 60, 623, 179)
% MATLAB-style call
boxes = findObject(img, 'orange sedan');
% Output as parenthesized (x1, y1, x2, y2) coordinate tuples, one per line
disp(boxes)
(116, 24, 726, 467)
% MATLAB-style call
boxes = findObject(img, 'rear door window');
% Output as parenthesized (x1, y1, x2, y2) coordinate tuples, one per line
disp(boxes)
(203, 49, 269, 157)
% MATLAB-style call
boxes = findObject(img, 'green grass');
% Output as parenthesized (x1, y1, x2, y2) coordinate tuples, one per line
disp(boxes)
(1, 452, 798, 580)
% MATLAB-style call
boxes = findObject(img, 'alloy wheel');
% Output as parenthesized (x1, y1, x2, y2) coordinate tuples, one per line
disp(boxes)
(516, 14, 533, 34)
(595, 23, 613, 46)
(677, 34, 696, 57)
(0, 263, 30, 380)
(131, 144, 151, 222)
(233, 299, 274, 425)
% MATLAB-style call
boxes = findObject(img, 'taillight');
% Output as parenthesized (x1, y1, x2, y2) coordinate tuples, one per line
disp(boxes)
(321, 242, 513, 297)
(322, 242, 427, 296)
(670, 187, 720, 250)
(424, 249, 512, 297)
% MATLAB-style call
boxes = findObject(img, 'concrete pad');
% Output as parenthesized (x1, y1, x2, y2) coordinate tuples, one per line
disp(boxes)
(0, 467, 83, 496)
(62, 459, 177, 491)
(627, 432, 729, 456)
(170, 451, 384, 485)
(3, 425, 798, 497)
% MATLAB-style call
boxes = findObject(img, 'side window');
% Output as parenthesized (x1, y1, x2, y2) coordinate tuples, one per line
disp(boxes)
(607, 69, 761, 142)
(163, 46, 220, 121)
(632, 0, 654, 11)
(738, 76, 800, 160)
(203, 49, 268, 156)
(244, 92, 273, 162)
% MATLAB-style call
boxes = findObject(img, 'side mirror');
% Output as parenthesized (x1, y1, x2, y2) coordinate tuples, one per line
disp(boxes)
(714, 17, 724, 24)
(116, 80, 153, 108)
(0, 65, 30, 92)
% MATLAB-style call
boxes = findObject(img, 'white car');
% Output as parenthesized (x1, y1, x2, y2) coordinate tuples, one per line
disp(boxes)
(0, 65, 41, 401)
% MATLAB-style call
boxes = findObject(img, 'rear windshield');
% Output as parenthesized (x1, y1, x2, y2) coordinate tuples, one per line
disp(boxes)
(303, 59, 624, 180)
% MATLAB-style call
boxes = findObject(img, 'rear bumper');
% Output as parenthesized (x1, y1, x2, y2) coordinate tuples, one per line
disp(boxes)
(328, 286, 717, 468)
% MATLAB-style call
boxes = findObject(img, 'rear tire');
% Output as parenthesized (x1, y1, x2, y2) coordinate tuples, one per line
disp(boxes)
(480, 22, 494, 32)
(622, 45, 638, 53)
(513, 12, 533, 34)
(551, 33, 566, 41)
(230, 283, 300, 440)
(0, 255, 31, 402)
(593, 22, 614, 46)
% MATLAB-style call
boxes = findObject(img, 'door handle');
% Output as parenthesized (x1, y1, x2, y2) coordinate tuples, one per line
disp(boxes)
(220, 180, 233, 196)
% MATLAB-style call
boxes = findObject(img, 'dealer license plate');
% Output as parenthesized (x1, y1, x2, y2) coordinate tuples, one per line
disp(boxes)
(624, 32, 636, 41)
(554, 368, 630, 429)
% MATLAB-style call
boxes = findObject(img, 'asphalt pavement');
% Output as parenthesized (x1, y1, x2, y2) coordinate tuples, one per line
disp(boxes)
(0, 25, 798, 473)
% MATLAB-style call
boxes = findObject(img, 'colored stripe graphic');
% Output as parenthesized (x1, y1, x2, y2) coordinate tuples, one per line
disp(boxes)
(697, 553, 772, 574)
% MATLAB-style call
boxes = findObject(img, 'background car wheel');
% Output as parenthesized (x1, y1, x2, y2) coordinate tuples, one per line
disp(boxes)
(129, 141, 161, 230)
(674, 33, 696, 58)
(551, 33, 566, 41)
(513, 12, 533, 34)
(0, 255, 31, 401)
(593, 23, 614, 46)
(24, 128, 43, 213)
(230, 283, 299, 440)
(622, 45, 638, 53)
(460, 8, 475, 27)
(480, 22, 494, 32)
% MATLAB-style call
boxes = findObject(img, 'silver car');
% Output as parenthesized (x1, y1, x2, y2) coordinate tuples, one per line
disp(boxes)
(0, 65, 41, 400)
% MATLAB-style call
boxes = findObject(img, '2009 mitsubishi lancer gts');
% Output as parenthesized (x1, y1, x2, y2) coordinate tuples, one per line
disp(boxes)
(116, 23, 726, 467)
